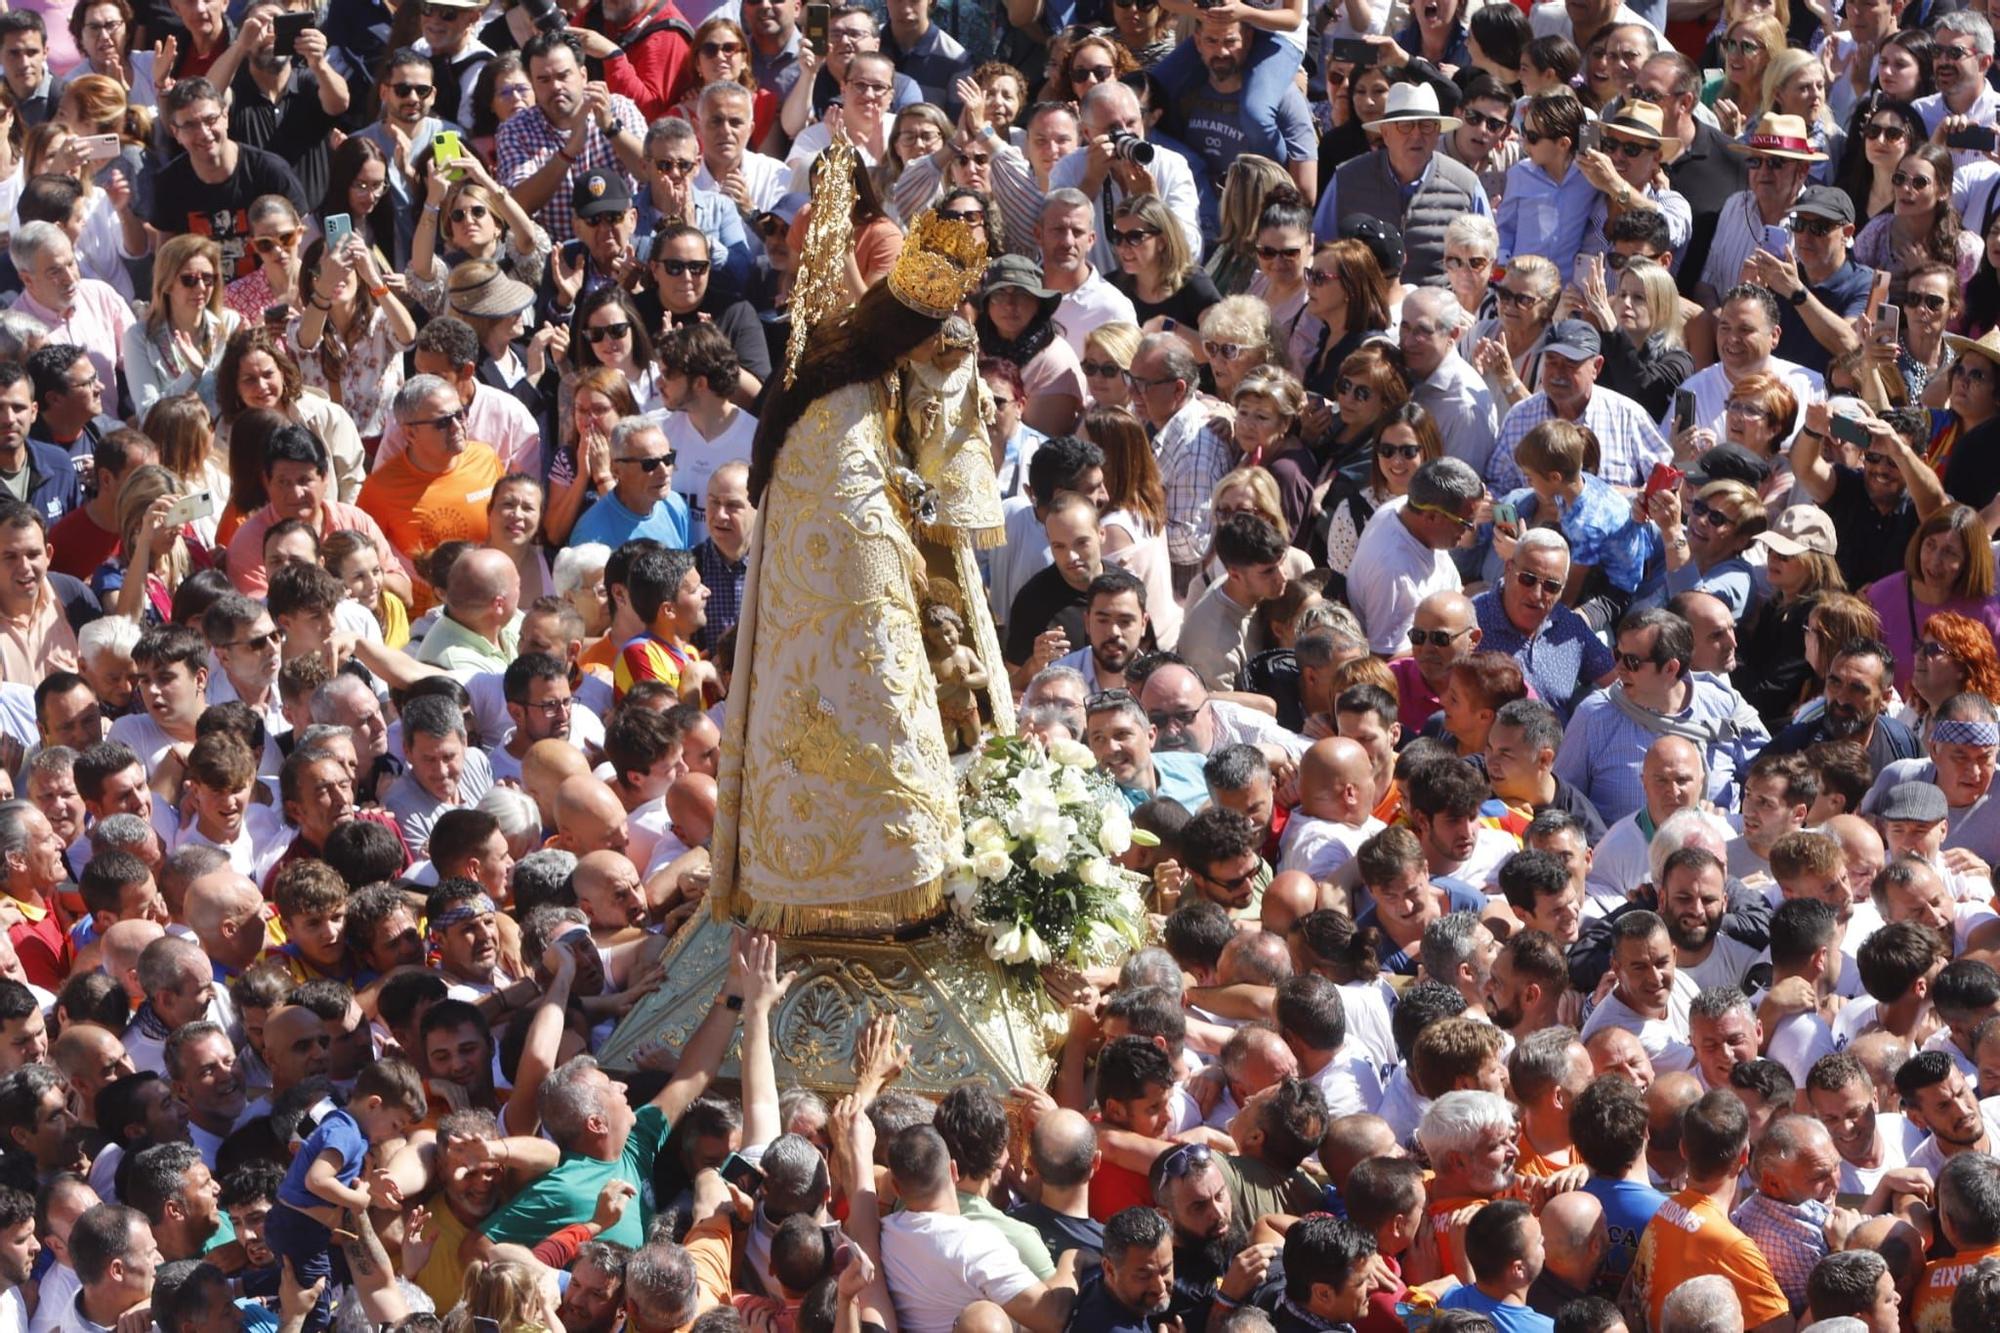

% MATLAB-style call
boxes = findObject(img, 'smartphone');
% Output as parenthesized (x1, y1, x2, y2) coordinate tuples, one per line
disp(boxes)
(1762, 223, 1792, 261)
(433, 129, 464, 166)
(271, 10, 310, 56)
(719, 1152, 765, 1192)
(1578, 120, 1601, 154)
(1330, 37, 1378, 67)
(76, 134, 120, 164)
(1830, 413, 1873, 447)
(805, 1, 830, 55)
(562, 237, 587, 267)
(263, 302, 292, 325)
(1866, 267, 1891, 322)
(1644, 461, 1685, 502)
(1874, 302, 1901, 347)
(161, 490, 216, 529)
(1948, 125, 1999, 152)
(323, 212, 353, 252)
(1672, 388, 1697, 436)
(1495, 501, 1518, 529)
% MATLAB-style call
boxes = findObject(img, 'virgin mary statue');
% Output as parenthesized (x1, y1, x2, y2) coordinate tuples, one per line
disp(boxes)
(710, 148, 1011, 938)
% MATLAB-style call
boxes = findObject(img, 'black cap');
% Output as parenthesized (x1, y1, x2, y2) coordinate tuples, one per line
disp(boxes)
(1791, 185, 1855, 227)
(1339, 214, 1404, 278)
(573, 168, 633, 219)
(1686, 442, 1774, 488)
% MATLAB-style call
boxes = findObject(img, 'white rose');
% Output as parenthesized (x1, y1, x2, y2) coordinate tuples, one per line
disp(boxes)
(1079, 857, 1116, 890)
(1098, 804, 1133, 856)
(1049, 737, 1095, 768)
(964, 816, 1006, 851)
(973, 847, 1013, 881)
(1030, 842, 1068, 876)
(987, 921, 1031, 965)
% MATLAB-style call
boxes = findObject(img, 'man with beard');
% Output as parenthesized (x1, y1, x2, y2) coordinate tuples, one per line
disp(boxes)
(1068, 1208, 1176, 1333)
(1054, 571, 1149, 693)
(1085, 692, 1210, 814)
(1006, 494, 1105, 691)
(164, 1024, 254, 1172)
(123, 1144, 225, 1266)
(1137, 664, 1305, 767)
(1155, 1145, 1280, 1333)
(1806, 1051, 1928, 1212)
(428, 878, 511, 1003)
(1175, 17, 1314, 238)
(0, 1064, 85, 1188)
(223, 0, 349, 209)
(1661, 848, 1761, 994)
(1768, 640, 1918, 774)
(1491, 930, 1570, 1036)
(1580, 910, 1695, 1074)
(1421, 912, 1501, 1023)
(1405, 758, 1517, 893)
(1418, 1090, 1520, 1277)
(1896, 1050, 2000, 1176)
(1511, 1027, 1592, 1177)
(555, 1240, 626, 1333)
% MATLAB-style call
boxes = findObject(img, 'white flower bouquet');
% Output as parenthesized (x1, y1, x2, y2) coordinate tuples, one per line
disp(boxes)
(946, 734, 1156, 971)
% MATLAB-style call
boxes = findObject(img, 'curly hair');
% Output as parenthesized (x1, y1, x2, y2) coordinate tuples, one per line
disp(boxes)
(1918, 611, 2000, 711)
(216, 325, 304, 424)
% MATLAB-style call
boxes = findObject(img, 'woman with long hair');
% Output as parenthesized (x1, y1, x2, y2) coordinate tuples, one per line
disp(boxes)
(1907, 610, 2000, 730)
(1081, 322, 1141, 411)
(1581, 257, 1690, 421)
(445, 261, 554, 423)
(1319, 401, 1442, 603)
(789, 152, 905, 299)
(53, 73, 149, 197)
(1705, 13, 1786, 136)
(223, 195, 304, 325)
(1300, 344, 1412, 548)
(467, 52, 533, 161)
(441, 1259, 565, 1333)
(1764, 50, 1843, 174)
(291, 233, 416, 443)
(1735, 508, 1848, 725)
(1467, 253, 1561, 408)
(1083, 405, 1179, 649)
(1833, 92, 1929, 225)
(1047, 32, 1138, 102)
(407, 153, 551, 318)
(1108, 192, 1221, 329)
(937, 187, 1004, 261)
(486, 472, 551, 602)
(324, 528, 409, 649)
(1874, 29, 1936, 103)
(567, 286, 660, 416)
(546, 367, 640, 547)
(1864, 261, 1959, 402)
(17, 120, 144, 299)
(1396, 0, 1471, 71)
(315, 137, 400, 271)
(215, 407, 287, 547)
(102, 463, 208, 625)
(122, 234, 240, 419)
(879, 103, 952, 208)
(1246, 202, 1317, 368)
(1964, 213, 2000, 339)
(1203, 157, 1297, 296)
(143, 393, 228, 544)
(1468, 4, 1529, 90)
(1198, 297, 1287, 404)
(973, 257, 1084, 435)
(1854, 144, 1979, 289)
(1300, 238, 1392, 398)
(215, 325, 365, 503)
(1867, 503, 2000, 691)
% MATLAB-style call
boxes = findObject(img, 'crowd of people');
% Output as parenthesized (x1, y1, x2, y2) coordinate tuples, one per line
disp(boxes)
(14, 0, 2000, 1329)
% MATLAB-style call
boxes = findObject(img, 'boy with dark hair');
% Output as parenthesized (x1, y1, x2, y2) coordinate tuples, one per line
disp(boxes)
(613, 547, 714, 706)
(268, 860, 352, 985)
(173, 732, 283, 882)
(1090, 1036, 1177, 1224)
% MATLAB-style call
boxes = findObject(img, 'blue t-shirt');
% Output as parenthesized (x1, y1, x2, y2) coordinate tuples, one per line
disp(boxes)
(1439, 1286, 1556, 1333)
(1179, 82, 1316, 236)
(568, 490, 692, 553)
(1116, 750, 1210, 813)
(1582, 1176, 1669, 1287)
(277, 1106, 369, 1211)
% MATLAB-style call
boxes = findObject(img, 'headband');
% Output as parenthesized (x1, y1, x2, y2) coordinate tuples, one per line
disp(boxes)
(430, 894, 497, 935)
(1931, 718, 1999, 748)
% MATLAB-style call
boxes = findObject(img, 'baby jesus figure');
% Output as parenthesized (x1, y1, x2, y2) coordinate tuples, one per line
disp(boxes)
(921, 600, 988, 753)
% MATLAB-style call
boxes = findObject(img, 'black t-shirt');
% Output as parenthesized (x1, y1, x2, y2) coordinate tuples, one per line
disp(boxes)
(1110, 267, 1223, 332)
(1823, 463, 1921, 590)
(1541, 776, 1610, 846)
(145, 145, 309, 279)
(1944, 415, 2000, 512)
(1776, 257, 1875, 373)
(1004, 565, 1090, 666)
(228, 64, 342, 214)
(1666, 121, 1750, 297)
(1009, 1202, 1104, 1269)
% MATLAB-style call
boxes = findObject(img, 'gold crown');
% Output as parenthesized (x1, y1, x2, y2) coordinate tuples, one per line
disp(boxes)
(888, 211, 990, 319)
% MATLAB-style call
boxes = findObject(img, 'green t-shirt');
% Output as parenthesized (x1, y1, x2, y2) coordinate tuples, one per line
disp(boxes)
(481, 1103, 669, 1250)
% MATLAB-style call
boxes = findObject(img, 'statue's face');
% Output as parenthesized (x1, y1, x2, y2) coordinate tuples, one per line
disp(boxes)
(926, 615, 960, 653)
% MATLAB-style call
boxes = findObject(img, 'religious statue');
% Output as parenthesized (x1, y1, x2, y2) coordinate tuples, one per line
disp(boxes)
(920, 599, 988, 754)
(708, 144, 1012, 938)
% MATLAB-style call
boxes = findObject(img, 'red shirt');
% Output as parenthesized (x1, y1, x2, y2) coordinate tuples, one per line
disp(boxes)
(47, 507, 119, 581)
(594, 0, 694, 121)
(1089, 1161, 1153, 1222)
(7, 893, 70, 991)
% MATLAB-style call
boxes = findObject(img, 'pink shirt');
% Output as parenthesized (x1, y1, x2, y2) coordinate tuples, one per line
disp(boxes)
(225, 500, 397, 597)
(15, 280, 135, 392)
(1388, 656, 1445, 735)
(373, 380, 544, 480)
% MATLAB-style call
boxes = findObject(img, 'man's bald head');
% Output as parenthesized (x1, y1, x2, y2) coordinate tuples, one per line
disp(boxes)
(554, 775, 631, 858)
(1846, 1216, 1924, 1291)
(1027, 1109, 1099, 1187)
(1415, 590, 1476, 629)
(666, 771, 718, 848)
(1319, 1113, 1401, 1191)
(448, 549, 520, 616)
(263, 1004, 331, 1087)
(522, 739, 592, 823)
(102, 919, 164, 997)
(1297, 737, 1375, 820)
(572, 848, 645, 929)
(1586, 1025, 1656, 1090)
(1537, 1187, 1607, 1289)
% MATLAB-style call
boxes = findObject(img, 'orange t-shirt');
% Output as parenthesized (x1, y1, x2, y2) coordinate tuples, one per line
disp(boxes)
(1631, 1189, 1790, 1332)
(1425, 1194, 1497, 1278)
(1514, 1135, 1576, 1179)
(355, 442, 505, 573)
(1914, 1242, 2000, 1333)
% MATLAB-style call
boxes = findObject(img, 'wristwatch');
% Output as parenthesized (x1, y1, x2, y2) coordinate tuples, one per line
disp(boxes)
(1788, 286, 1809, 307)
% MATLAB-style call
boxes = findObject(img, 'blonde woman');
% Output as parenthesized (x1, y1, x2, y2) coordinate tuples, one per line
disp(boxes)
(1443, 214, 1500, 323)
(1764, 49, 1842, 170)
(1199, 297, 1287, 403)
(1705, 13, 1786, 137)
(440, 1259, 565, 1333)
(106, 464, 200, 625)
(1084, 405, 1181, 649)
(1585, 256, 1693, 420)
(15, 120, 144, 299)
(1189, 466, 1316, 603)
(1081, 322, 1141, 410)
(122, 234, 241, 419)
(1465, 252, 1561, 406)
(1108, 192, 1222, 332)
(1203, 155, 1296, 296)
(141, 394, 228, 548)
(53, 73, 149, 193)
(407, 153, 551, 318)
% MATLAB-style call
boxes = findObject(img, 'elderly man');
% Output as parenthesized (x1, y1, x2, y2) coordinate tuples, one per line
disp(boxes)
(1672, 284, 1825, 444)
(415, 550, 522, 676)
(1731, 1115, 1857, 1307)
(383, 695, 495, 857)
(1277, 737, 1381, 882)
(1694, 109, 1826, 305)
(1417, 1090, 1519, 1274)
(1386, 590, 1480, 736)
(1126, 334, 1231, 590)
(1084, 690, 1209, 813)
(1046, 81, 1200, 274)
(693, 83, 789, 214)
(1473, 530, 1616, 722)
(1039, 191, 1136, 356)
(358, 376, 506, 574)
(1555, 607, 1767, 824)
(0, 802, 70, 988)
(7, 223, 130, 400)
(566, 416, 691, 552)
(1312, 83, 1489, 284)
(1348, 457, 1483, 656)
(1403, 288, 1498, 474)
(375, 318, 543, 479)
(1486, 320, 1671, 494)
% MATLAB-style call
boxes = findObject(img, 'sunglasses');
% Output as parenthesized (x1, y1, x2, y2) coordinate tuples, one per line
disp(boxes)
(1336, 377, 1372, 402)
(1720, 37, 1765, 55)
(1790, 216, 1840, 236)
(1256, 244, 1304, 259)
(1742, 156, 1790, 171)
(1462, 110, 1509, 134)
(391, 82, 434, 98)
(1919, 640, 1953, 660)
(1409, 626, 1472, 647)
(1956, 360, 1994, 385)
(1072, 63, 1115, 83)
(586, 321, 633, 342)
(618, 451, 680, 471)
(448, 204, 490, 224)
(939, 207, 986, 224)
(1304, 268, 1341, 287)
(955, 149, 993, 167)
(1938, 42, 1977, 59)
(1863, 121, 1909, 141)
(1410, 500, 1474, 531)
(1494, 286, 1540, 309)
(655, 157, 699, 176)
(1521, 129, 1552, 145)
(223, 628, 285, 652)
(1205, 341, 1247, 360)
(1604, 250, 1659, 271)
(1444, 254, 1491, 271)
(656, 259, 711, 276)
(253, 231, 302, 254)
(1199, 865, 1259, 891)
(755, 214, 788, 238)
(1602, 137, 1654, 159)
(1689, 498, 1736, 527)
(1377, 441, 1423, 461)
(1906, 292, 1949, 312)
(699, 39, 744, 56)
(176, 271, 215, 289)
(1147, 708, 1200, 729)
(1893, 170, 1934, 189)
(414, 408, 466, 431)
(1514, 570, 1564, 596)
(1861, 450, 1896, 468)
(1157, 1141, 1212, 1181)
(1113, 0, 1160, 7)
(1109, 226, 1159, 247)
(1616, 651, 1659, 671)
(1081, 360, 1124, 377)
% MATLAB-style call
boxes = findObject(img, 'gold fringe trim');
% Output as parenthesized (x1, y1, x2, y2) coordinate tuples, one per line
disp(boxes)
(919, 521, 1005, 549)
(716, 877, 946, 936)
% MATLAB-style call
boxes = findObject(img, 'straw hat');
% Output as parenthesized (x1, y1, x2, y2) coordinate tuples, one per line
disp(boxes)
(446, 261, 536, 320)
(1728, 112, 1828, 162)
(1600, 100, 1683, 158)
(1363, 82, 1463, 134)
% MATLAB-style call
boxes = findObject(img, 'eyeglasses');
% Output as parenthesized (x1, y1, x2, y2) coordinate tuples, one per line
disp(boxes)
(1409, 626, 1473, 647)
(699, 39, 744, 57)
(253, 230, 302, 254)
(585, 321, 632, 342)
(1125, 371, 1180, 391)
(1304, 268, 1341, 288)
(1410, 501, 1474, 531)
(1205, 341, 1248, 360)
(1462, 109, 1510, 134)
(1956, 360, 1994, 385)
(1108, 226, 1158, 247)
(1790, 216, 1840, 236)
(1863, 121, 1909, 141)
(656, 259, 711, 276)
(449, 204, 490, 224)
(1377, 441, 1423, 461)
(1147, 707, 1200, 729)
(1720, 37, 1765, 56)
(65, 374, 101, 392)
(1906, 292, 1949, 312)
(1513, 569, 1564, 596)
(1256, 244, 1304, 260)
(1689, 498, 1736, 528)
(618, 452, 679, 470)
(1937, 42, 1977, 59)
(654, 157, 699, 176)
(223, 628, 285, 652)
(176, 271, 216, 289)
(1494, 286, 1540, 310)
(1198, 865, 1259, 891)
(1861, 450, 1896, 468)
(939, 208, 985, 225)
(1602, 137, 1654, 159)
(81, 19, 124, 34)
(828, 26, 873, 43)
(1071, 63, 1115, 84)
(1616, 651, 1660, 671)
(413, 408, 466, 431)
(529, 696, 574, 716)
(1892, 171, 1934, 190)
(1336, 377, 1372, 401)
(1724, 400, 1769, 420)
(1444, 254, 1491, 272)
(390, 82, 434, 98)
(174, 110, 224, 136)
(845, 78, 892, 95)
(1742, 156, 1788, 171)
(1113, 0, 1159, 9)
(1919, 640, 1953, 660)
(1081, 359, 1123, 377)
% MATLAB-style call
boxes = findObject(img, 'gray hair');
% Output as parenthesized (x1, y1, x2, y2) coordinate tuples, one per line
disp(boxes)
(1508, 1025, 1582, 1102)
(1604, 21, 1658, 54)
(541, 1055, 612, 1147)
(1083, 691, 1148, 732)
(512, 848, 579, 912)
(1043, 188, 1093, 219)
(159, 844, 228, 912)
(761, 1133, 830, 1215)
(1293, 600, 1363, 640)
(24, 747, 75, 788)
(552, 543, 610, 599)
(1689, 983, 1754, 1025)
(1514, 527, 1571, 567)
(698, 79, 753, 115)
(1019, 703, 1078, 738)
(1403, 286, 1467, 333)
(400, 694, 465, 744)
(1648, 807, 1729, 888)
(646, 115, 697, 147)
(0, 802, 34, 872)
(1139, 332, 1199, 388)
(1660, 1275, 1744, 1333)
(309, 673, 376, 723)
(1120, 946, 1185, 996)
(1419, 911, 1484, 985)
(392, 373, 456, 421)
(478, 785, 542, 843)
(1418, 1089, 1515, 1161)
(1937, 8, 1995, 56)
(1749, 1113, 1828, 1174)
(1023, 665, 1088, 735)
(10, 222, 67, 276)
(609, 416, 665, 456)
(625, 1243, 700, 1330)
(0, 310, 46, 365)
(89, 813, 153, 857)
(1080, 78, 1140, 126)
(138, 937, 211, 999)
(1935, 692, 2000, 727)
(78, 614, 141, 665)
(1444, 213, 1499, 255)
(296, 724, 352, 751)
(1409, 457, 1484, 511)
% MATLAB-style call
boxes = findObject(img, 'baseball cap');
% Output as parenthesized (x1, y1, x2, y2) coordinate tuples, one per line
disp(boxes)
(1754, 505, 1838, 557)
(572, 168, 632, 220)
(1685, 442, 1773, 488)
(1791, 185, 1855, 227)
(1542, 319, 1602, 362)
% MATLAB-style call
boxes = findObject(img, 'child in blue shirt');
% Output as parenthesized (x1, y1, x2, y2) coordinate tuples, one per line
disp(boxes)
(265, 1057, 428, 1330)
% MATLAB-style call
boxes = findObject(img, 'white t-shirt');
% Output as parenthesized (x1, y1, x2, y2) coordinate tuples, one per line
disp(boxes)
(1378, 1066, 1429, 1146)
(1836, 1111, 1923, 1196)
(171, 804, 287, 884)
(1585, 814, 1649, 906)
(1909, 1095, 2000, 1176)
(1922, 1027, 1978, 1080)
(1765, 1008, 1838, 1087)
(1277, 814, 1382, 880)
(1681, 934, 1762, 994)
(661, 405, 757, 539)
(1342, 978, 1399, 1073)
(628, 797, 670, 874)
(107, 710, 186, 775)
(878, 1209, 1040, 1333)
(1581, 986, 1695, 1073)
(1347, 497, 1461, 655)
(1309, 1046, 1385, 1118)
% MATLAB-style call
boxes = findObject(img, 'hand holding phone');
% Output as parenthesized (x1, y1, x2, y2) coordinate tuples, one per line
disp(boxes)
(1644, 461, 1685, 501)
(1672, 388, 1697, 437)
(1829, 413, 1873, 447)
(323, 213, 353, 253)
(1330, 37, 1378, 67)
(271, 11, 310, 56)
(805, 1, 830, 55)
(1873, 302, 1901, 347)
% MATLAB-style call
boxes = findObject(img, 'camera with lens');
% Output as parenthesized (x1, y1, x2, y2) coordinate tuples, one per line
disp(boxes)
(518, 0, 567, 36)
(1109, 132, 1155, 165)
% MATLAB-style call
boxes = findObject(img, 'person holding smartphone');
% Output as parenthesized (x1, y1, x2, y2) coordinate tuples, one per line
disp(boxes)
(1740, 185, 1873, 377)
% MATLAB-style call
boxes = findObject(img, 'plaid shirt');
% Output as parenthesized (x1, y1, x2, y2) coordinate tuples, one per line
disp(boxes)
(1484, 385, 1671, 495)
(1731, 1192, 1831, 1308)
(495, 94, 647, 246)
(1155, 398, 1234, 566)
(693, 537, 746, 656)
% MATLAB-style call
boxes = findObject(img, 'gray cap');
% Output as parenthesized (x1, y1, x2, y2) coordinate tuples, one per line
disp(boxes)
(1791, 184, 1856, 226)
(1878, 781, 1949, 823)
(1542, 319, 1603, 362)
